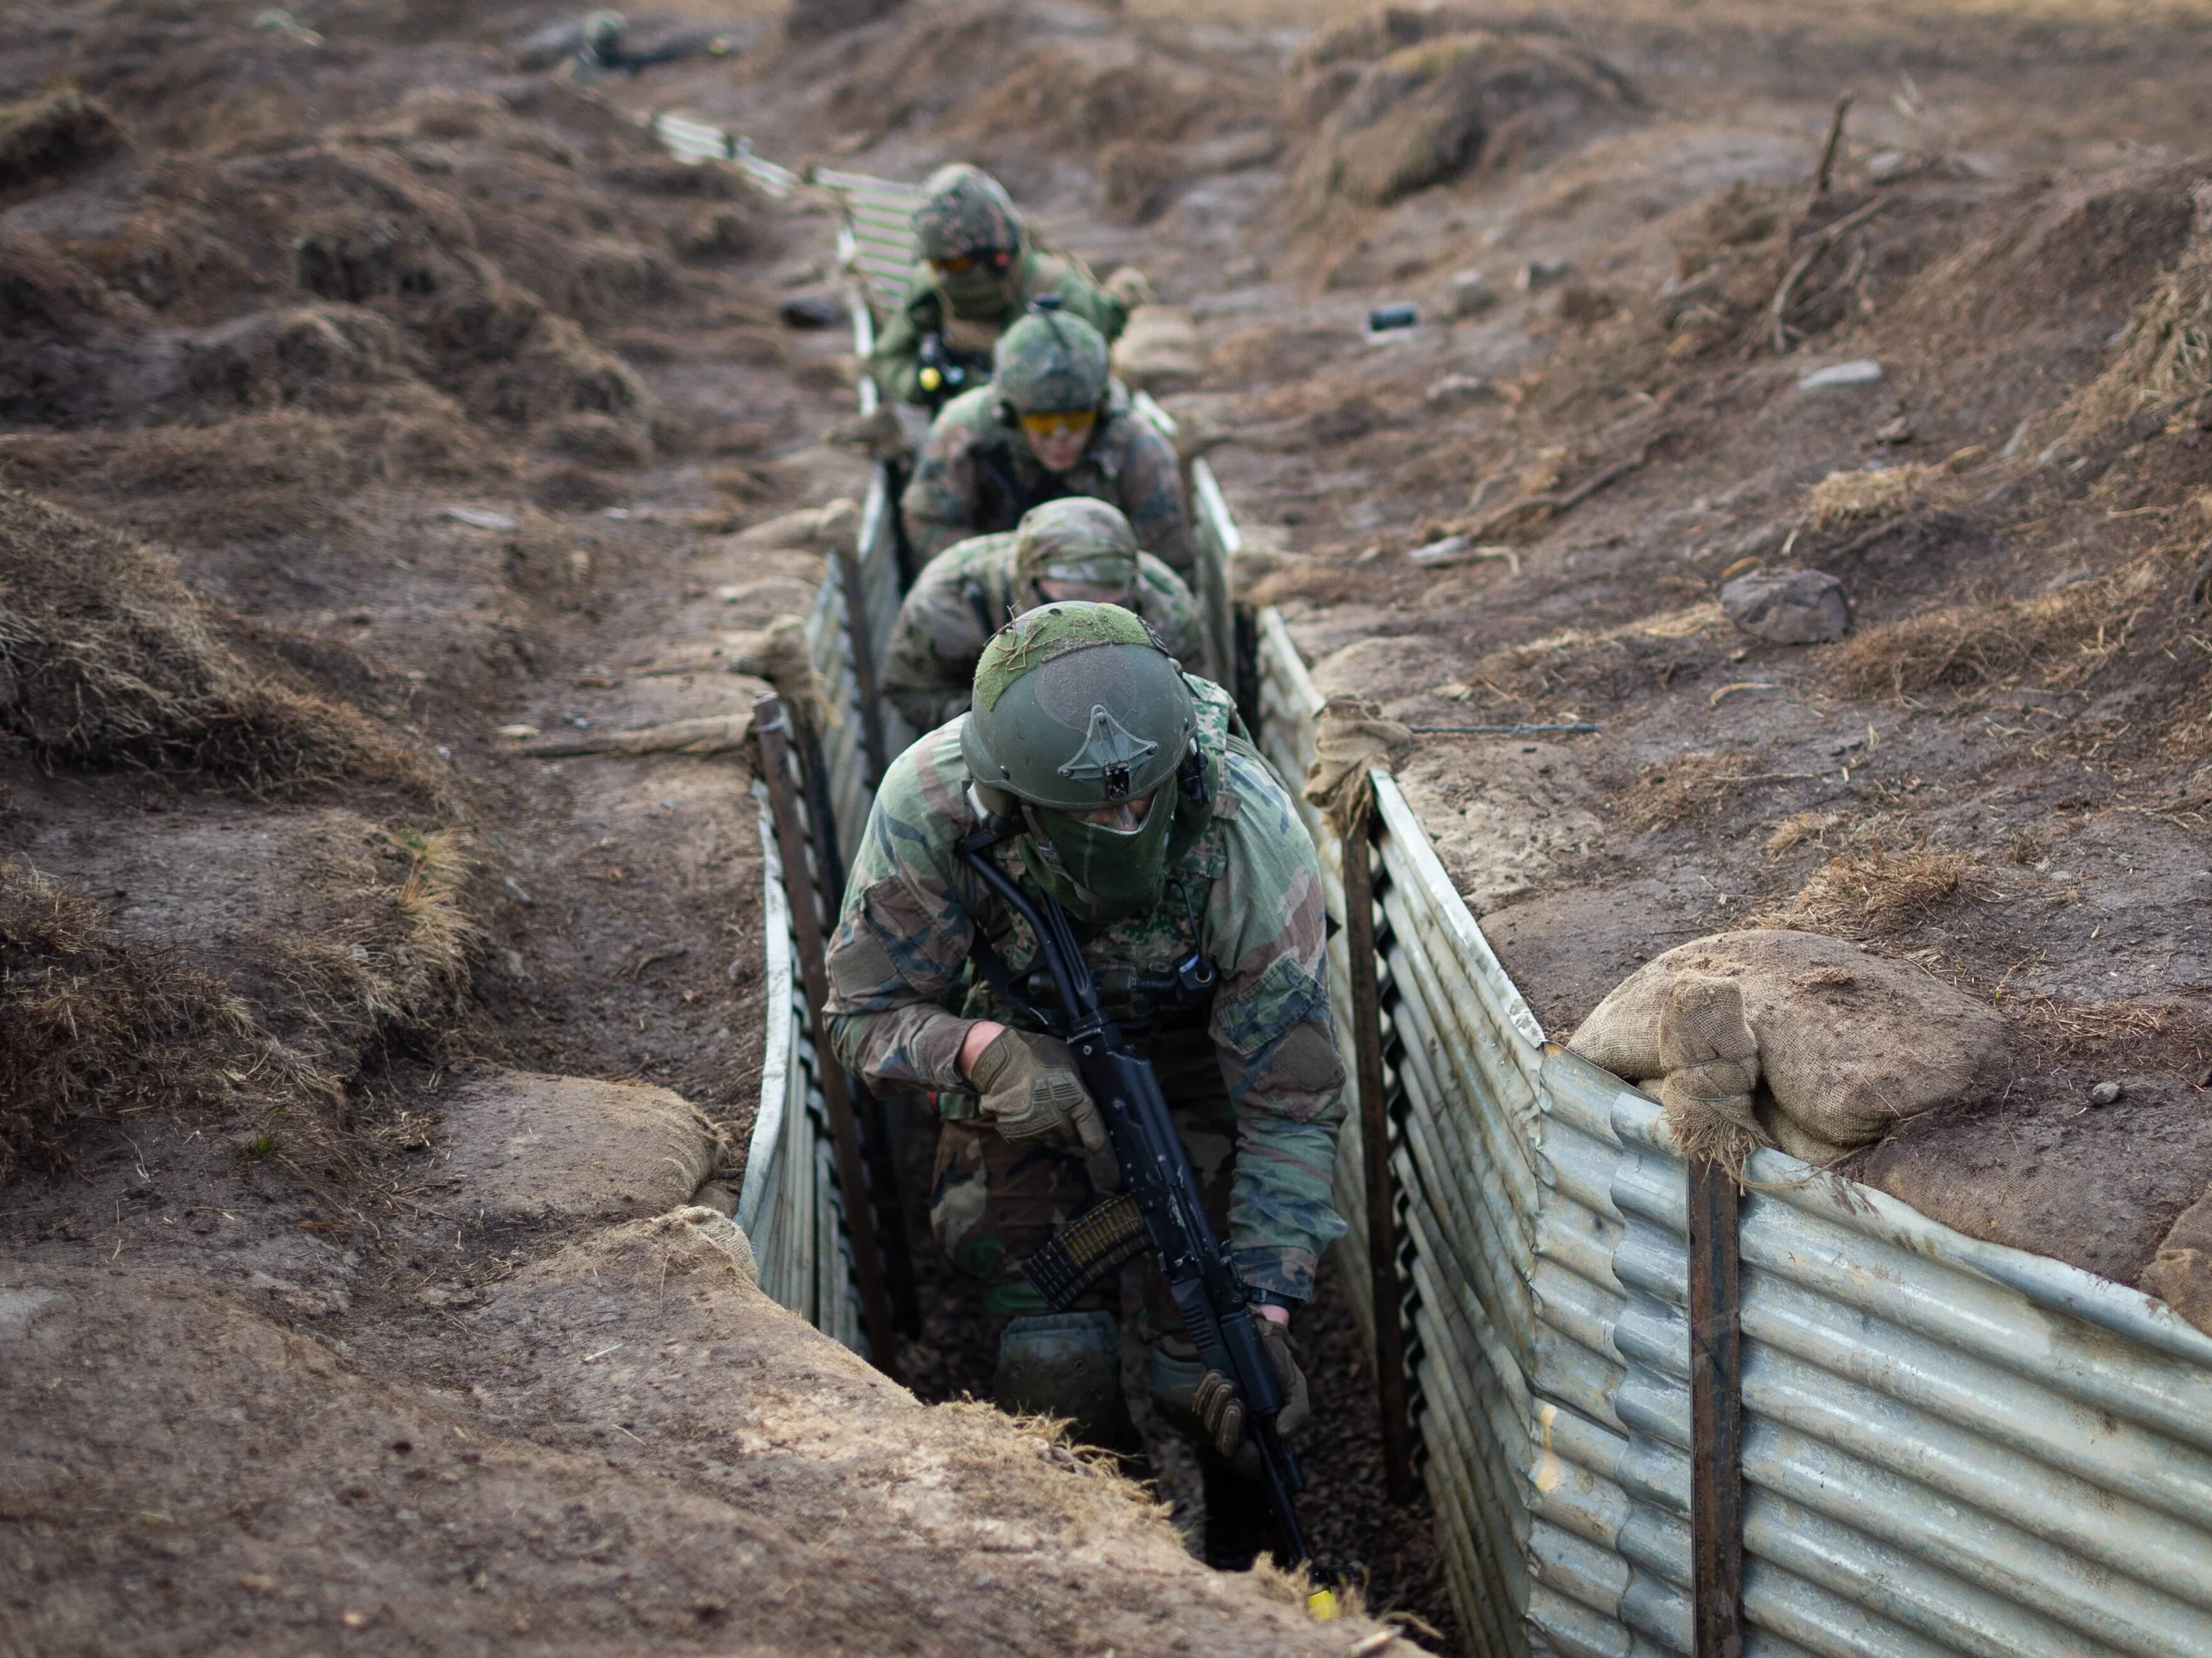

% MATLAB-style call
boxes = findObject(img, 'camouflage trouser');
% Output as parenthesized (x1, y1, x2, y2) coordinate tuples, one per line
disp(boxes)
(931, 1097, 1285, 1564)
(929, 1095, 1236, 1319)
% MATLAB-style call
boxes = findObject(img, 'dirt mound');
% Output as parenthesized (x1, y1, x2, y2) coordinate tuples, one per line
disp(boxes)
(819, 0, 1064, 140)
(0, 1215, 1393, 1656)
(1289, 27, 1639, 219)
(2066, 174, 2212, 442)
(0, 487, 430, 794)
(0, 88, 128, 194)
(0, 857, 322, 1182)
(432, 1070, 722, 1222)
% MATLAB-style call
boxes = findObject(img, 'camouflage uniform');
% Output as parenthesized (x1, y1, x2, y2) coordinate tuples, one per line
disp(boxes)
(879, 537, 1206, 734)
(867, 164, 1127, 411)
(900, 383, 1192, 578)
(822, 675, 1348, 1318)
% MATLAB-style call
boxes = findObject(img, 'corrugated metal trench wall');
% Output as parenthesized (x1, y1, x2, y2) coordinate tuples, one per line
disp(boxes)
(651, 123, 2212, 1658)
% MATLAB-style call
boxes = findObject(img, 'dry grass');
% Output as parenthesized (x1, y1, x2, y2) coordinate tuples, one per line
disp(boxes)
(277, 829, 480, 1047)
(0, 413, 373, 546)
(0, 858, 330, 1181)
(1827, 561, 2152, 700)
(1611, 749, 1761, 833)
(1804, 463, 1940, 531)
(1764, 810, 1836, 857)
(2071, 198, 2212, 443)
(0, 88, 127, 193)
(0, 487, 433, 795)
(1755, 846, 1976, 936)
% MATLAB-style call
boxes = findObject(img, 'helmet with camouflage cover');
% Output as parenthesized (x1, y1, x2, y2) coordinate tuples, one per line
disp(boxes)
(913, 163, 1024, 265)
(994, 309, 1110, 417)
(1012, 499, 1141, 598)
(963, 603, 1196, 919)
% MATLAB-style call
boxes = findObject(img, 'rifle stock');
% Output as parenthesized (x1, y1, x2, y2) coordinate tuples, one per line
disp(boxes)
(957, 830, 1312, 1567)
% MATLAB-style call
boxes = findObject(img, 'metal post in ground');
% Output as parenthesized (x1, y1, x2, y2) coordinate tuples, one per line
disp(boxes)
(1687, 1158, 1745, 1658)
(754, 693, 902, 1381)
(1342, 778, 1415, 1506)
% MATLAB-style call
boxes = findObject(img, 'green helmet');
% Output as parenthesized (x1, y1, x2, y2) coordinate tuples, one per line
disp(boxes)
(913, 163, 1023, 264)
(1013, 499, 1139, 595)
(994, 310, 1110, 416)
(963, 603, 1196, 920)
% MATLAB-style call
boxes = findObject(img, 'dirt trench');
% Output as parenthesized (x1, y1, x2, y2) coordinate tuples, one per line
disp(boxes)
(15, 0, 2212, 1652)
(631, 0, 2212, 1314)
(0, 4, 1413, 1653)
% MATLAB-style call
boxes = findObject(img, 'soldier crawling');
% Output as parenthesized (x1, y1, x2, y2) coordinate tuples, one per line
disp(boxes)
(879, 498, 1205, 735)
(868, 163, 1128, 415)
(822, 603, 1347, 1568)
(902, 308, 1191, 578)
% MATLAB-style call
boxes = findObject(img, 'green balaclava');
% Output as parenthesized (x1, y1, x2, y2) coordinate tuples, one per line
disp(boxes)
(1012, 499, 1141, 605)
(913, 163, 1026, 321)
(962, 603, 1206, 922)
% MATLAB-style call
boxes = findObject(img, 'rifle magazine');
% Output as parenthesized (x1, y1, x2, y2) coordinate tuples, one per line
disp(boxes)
(1021, 1193, 1148, 1311)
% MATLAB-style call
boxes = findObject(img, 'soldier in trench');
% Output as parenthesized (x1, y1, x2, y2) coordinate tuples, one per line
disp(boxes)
(867, 162, 1129, 416)
(822, 603, 1347, 1568)
(900, 307, 1192, 578)
(878, 497, 1206, 735)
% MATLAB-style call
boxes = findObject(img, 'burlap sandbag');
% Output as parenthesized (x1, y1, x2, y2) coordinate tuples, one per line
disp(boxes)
(1570, 929, 2008, 1165)
(1302, 694, 1414, 835)
(1653, 975, 1763, 1171)
(2142, 1185, 2212, 1338)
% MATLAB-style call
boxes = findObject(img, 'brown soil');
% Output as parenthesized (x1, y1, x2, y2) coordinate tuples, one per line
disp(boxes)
(0, 3, 1402, 1653)
(16, 0, 2212, 1652)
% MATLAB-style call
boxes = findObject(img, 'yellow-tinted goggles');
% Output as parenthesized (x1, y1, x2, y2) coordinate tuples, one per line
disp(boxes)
(932, 248, 1014, 277)
(1019, 410, 1097, 442)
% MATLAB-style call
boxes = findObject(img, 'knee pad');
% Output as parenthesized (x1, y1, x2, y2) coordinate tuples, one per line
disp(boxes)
(994, 1311, 1123, 1447)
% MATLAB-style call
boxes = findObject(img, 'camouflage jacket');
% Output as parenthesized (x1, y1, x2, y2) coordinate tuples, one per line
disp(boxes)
(868, 248, 1128, 411)
(900, 385, 1191, 578)
(879, 533, 1207, 733)
(822, 678, 1348, 1300)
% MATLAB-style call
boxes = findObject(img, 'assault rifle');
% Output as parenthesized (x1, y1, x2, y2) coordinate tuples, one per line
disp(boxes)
(955, 825, 1313, 1569)
(915, 331, 967, 412)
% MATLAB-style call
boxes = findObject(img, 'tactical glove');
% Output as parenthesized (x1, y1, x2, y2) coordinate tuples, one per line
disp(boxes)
(967, 1028, 1110, 1160)
(1189, 1318, 1309, 1472)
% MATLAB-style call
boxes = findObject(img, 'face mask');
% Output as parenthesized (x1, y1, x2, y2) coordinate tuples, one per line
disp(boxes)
(1023, 790, 1176, 923)
(938, 266, 1015, 319)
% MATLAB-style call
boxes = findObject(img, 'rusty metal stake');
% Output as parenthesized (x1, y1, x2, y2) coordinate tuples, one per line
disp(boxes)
(1342, 785, 1415, 1505)
(755, 693, 901, 1381)
(1688, 1156, 1745, 1658)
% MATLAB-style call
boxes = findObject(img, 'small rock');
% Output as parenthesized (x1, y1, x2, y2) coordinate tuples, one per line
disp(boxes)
(1719, 567, 1852, 645)
(778, 293, 842, 330)
(2089, 1080, 2124, 1107)
(1799, 359, 1885, 390)
(1518, 259, 1573, 293)
(1425, 373, 1497, 406)
(1443, 269, 1496, 317)
(1873, 414, 1915, 445)
(1367, 302, 1418, 334)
